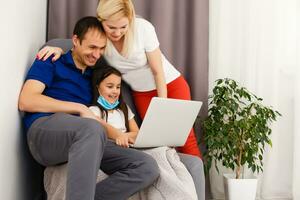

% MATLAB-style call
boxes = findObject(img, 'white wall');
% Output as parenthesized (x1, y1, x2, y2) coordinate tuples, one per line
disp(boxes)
(0, 0, 47, 199)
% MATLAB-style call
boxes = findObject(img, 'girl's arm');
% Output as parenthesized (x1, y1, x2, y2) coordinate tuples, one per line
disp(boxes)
(90, 106, 139, 147)
(146, 48, 168, 98)
(97, 119, 124, 139)
(97, 118, 135, 148)
(127, 118, 139, 144)
(37, 46, 64, 61)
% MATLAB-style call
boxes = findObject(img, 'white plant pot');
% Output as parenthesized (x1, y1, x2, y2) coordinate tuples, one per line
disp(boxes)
(223, 173, 258, 200)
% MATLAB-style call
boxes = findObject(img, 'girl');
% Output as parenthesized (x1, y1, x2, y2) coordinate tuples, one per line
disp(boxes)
(37, 0, 201, 158)
(90, 65, 138, 148)
(89, 65, 201, 200)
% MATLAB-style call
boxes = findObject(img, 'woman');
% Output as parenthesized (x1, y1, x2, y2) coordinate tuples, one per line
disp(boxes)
(38, 0, 201, 158)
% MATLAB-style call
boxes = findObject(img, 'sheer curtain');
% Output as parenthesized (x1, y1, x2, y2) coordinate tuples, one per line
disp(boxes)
(209, 0, 299, 199)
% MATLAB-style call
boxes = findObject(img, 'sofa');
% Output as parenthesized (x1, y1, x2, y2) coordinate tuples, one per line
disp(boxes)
(43, 39, 205, 200)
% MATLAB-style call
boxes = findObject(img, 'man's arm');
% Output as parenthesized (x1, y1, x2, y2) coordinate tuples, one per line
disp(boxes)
(18, 79, 96, 119)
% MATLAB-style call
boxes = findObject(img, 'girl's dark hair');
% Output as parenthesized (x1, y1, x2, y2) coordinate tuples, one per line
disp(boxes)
(91, 65, 129, 131)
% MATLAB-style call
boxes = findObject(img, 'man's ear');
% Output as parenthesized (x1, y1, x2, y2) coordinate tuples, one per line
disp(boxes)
(72, 35, 79, 48)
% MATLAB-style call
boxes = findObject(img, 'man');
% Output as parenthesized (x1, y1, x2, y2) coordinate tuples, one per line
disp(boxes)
(18, 16, 159, 200)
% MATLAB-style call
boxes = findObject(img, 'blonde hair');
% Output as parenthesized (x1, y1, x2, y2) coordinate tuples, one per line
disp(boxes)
(97, 0, 135, 57)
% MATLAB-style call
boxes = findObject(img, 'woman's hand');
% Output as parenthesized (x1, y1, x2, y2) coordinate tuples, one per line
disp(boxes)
(37, 46, 64, 62)
(115, 133, 131, 148)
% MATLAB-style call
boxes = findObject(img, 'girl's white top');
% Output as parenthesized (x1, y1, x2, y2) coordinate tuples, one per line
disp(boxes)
(89, 105, 134, 133)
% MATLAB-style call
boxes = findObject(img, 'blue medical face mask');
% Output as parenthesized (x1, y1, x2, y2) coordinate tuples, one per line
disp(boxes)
(97, 95, 120, 110)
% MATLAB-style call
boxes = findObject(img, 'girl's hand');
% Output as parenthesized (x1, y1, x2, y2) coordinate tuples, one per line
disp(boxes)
(115, 133, 130, 148)
(128, 132, 138, 144)
(37, 46, 64, 62)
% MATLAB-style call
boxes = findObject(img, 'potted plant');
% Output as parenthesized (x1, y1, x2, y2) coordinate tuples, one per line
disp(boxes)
(203, 78, 281, 200)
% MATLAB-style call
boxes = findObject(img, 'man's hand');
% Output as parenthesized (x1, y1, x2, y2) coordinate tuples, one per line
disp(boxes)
(79, 105, 100, 121)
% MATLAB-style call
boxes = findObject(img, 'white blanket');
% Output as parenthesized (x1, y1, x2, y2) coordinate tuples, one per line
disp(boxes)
(44, 147, 197, 200)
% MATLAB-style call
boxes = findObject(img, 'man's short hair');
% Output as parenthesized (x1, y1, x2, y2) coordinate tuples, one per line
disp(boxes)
(73, 16, 104, 43)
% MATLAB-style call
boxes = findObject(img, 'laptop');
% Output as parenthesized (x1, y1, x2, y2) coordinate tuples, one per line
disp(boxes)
(132, 97, 202, 148)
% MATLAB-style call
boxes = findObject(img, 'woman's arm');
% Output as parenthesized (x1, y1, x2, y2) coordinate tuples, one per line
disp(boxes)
(37, 46, 64, 61)
(146, 48, 167, 98)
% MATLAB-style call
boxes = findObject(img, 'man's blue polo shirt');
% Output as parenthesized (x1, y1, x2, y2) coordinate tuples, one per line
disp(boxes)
(23, 51, 93, 132)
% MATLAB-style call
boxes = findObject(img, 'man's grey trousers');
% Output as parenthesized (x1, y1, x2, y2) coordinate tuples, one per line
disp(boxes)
(27, 113, 160, 200)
